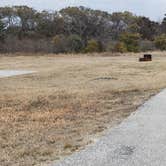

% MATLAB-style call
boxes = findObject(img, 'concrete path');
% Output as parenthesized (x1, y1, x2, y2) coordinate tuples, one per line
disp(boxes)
(52, 89, 166, 166)
(0, 70, 36, 78)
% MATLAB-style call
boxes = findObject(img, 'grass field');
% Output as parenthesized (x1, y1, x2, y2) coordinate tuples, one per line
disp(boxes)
(1, 52, 166, 166)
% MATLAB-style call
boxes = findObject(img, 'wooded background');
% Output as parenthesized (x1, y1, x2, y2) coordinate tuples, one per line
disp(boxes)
(0, 6, 166, 53)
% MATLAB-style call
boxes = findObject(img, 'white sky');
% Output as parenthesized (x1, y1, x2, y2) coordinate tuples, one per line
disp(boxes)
(0, 0, 165, 21)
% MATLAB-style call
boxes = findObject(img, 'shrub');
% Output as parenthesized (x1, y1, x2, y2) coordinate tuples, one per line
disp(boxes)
(120, 33, 140, 52)
(97, 41, 104, 52)
(84, 39, 102, 53)
(106, 41, 116, 52)
(139, 40, 155, 52)
(52, 34, 67, 53)
(154, 34, 166, 50)
(67, 34, 83, 53)
(114, 42, 127, 53)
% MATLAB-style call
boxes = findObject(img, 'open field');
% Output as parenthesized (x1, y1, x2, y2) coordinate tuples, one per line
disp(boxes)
(1, 52, 166, 166)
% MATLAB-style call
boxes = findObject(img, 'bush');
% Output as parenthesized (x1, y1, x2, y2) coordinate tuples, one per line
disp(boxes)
(113, 42, 127, 53)
(106, 41, 115, 52)
(52, 34, 67, 53)
(2, 36, 54, 53)
(120, 33, 140, 52)
(154, 34, 166, 50)
(67, 34, 83, 53)
(84, 39, 102, 53)
(139, 40, 155, 52)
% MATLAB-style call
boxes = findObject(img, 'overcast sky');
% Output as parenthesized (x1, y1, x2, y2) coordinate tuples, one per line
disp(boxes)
(0, 0, 165, 21)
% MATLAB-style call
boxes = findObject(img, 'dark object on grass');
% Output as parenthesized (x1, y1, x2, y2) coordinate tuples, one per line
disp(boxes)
(92, 77, 117, 81)
(139, 54, 152, 62)
(94, 77, 113, 80)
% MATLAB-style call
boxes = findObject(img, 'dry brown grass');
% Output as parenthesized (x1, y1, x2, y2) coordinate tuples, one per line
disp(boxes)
(1, 52, 166, 165)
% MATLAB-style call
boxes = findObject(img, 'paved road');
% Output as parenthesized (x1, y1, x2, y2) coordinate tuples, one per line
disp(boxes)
(52, 89, 166, 166)
(0, 70, 36, 78)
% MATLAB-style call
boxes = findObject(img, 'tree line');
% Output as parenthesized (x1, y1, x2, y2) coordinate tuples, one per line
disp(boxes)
(0, 6, 166, 53)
